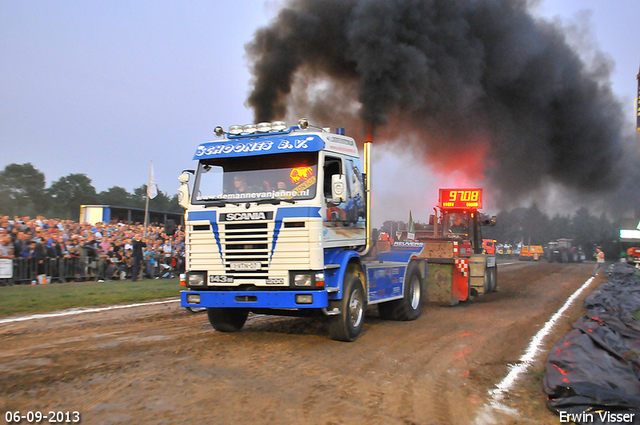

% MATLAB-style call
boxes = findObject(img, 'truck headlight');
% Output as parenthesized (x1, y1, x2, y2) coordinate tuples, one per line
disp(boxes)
(188, 273, 205, 286)
(294, 274, 312, 287)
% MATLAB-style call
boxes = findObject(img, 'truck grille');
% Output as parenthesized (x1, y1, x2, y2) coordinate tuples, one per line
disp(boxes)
(222, 222, 269, 280)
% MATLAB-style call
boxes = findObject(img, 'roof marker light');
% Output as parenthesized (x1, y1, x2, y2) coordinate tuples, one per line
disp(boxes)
(229, 125, 243, 135)
(242, 124, 257, 134)
(272, 121, 287, 132)
(214, 126, 225, 137)
(256, 122, 272, 133)
(298, 118, 309, 130)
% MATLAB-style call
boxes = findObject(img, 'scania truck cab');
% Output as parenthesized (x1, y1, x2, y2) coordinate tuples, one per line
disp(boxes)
(179, 119, 427, 341)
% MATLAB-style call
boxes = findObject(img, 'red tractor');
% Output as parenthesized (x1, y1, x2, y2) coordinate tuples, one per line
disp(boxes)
(546, 239, 584, 263)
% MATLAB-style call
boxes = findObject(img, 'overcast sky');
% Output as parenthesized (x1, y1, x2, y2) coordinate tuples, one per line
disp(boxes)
(1, 0, 639, 224)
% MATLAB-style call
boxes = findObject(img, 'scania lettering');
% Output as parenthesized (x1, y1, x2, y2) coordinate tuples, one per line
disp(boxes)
(178, 119, 427, 341)
(222, 212, 270, 221)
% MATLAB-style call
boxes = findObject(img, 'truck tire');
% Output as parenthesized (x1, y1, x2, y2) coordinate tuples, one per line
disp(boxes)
(483, 265, 491, 294)
(378, 264, 423, 321)
(327, 274, 366, 342)
(489, 266, 498, 292)
(207, 308, 249, 332)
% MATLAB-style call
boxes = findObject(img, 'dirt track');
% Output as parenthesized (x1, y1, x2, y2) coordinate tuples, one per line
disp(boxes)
(0, 261, 602, 424)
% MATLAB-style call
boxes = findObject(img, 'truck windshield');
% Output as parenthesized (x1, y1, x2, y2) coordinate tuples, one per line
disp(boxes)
(443, 212, 469, 236)
(193, 152, 318, 204)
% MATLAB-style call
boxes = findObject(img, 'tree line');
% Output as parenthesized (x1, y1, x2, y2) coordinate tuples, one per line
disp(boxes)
(0, 163, 181, 220)
(0, 162, 625, 260)
(380, 203, 622, 260)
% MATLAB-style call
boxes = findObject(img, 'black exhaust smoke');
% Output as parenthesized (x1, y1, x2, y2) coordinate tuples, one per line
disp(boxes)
(245, 0, 634, 210)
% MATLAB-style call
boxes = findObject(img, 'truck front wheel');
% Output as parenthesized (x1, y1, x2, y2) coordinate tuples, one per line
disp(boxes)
(207, 308, 249, 332)
(327, 275, 366, 342)
(378, 264, 423, 321)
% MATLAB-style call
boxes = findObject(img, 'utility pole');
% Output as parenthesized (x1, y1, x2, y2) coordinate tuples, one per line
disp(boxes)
(636, 63, 640, 150)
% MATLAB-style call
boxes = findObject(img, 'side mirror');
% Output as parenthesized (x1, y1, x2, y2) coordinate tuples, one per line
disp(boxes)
(479, 214, 497, 227)
(178, 172, 191, 183)
(178, 172, 191, 209)
(178, 184, 190, 209)
(331, 174, 347, 203)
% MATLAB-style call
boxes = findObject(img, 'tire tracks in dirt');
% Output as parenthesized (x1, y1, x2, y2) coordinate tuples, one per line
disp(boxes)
(0, 263, 597, 425)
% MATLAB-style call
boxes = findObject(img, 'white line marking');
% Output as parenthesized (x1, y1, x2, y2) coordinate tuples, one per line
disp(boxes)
(0, 298, 180, 325)
(474, 276, 597, 424)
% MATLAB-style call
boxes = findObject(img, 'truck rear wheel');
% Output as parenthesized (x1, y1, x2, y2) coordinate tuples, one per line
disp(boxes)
(483, 266, 491, 294)
(327, 274, 366, 342)
(378, 264, 423, 321)
(489, 266, 498, 292)
(207, 308, 249, 332)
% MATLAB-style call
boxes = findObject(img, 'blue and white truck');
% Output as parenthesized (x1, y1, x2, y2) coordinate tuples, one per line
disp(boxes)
(179, 119, 426, 341)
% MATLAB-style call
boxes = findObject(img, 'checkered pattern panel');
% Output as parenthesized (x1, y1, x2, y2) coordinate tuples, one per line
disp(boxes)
(454, 258, 469, 277)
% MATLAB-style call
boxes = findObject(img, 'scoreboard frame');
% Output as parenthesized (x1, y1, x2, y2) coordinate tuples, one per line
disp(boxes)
(438, 188, 483, 210)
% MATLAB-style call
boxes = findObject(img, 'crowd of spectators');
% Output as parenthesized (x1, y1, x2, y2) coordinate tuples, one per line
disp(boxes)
(0, 215, 185, 284)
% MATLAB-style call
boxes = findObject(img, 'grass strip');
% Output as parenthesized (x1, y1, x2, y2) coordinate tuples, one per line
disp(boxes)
(0, 278, 182, 318)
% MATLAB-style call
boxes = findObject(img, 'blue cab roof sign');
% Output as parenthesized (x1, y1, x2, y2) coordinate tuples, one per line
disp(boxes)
(193, 131, 358, 160)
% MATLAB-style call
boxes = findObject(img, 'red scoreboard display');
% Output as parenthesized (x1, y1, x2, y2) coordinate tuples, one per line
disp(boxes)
(438, 188, 483, 209)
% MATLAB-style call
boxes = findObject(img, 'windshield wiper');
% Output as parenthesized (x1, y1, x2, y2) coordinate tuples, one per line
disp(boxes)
(255, 199, 296, 205)
(200, 199, 240, 207)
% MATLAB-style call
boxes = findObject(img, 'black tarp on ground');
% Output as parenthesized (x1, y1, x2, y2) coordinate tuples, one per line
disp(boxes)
(544, 263, 640, 424)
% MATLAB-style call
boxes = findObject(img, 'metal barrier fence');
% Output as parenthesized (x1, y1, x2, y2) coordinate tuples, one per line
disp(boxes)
(1, 256, 185, 285)
(8, 257, 110, 285)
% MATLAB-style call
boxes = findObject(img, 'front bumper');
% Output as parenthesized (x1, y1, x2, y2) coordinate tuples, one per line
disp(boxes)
(180, 290, 329, 309)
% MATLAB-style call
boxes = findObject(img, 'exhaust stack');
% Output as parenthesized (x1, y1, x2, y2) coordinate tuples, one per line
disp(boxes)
(360, 124, 373, 256)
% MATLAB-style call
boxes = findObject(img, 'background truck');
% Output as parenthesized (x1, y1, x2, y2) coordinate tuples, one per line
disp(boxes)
(482, 239, 496, 255)
(178, 119, 427, 341)
(546, 239, 584, 263)
(519, 245, 544, 261)
(394, 189, 498, 305)
(625, 247, 640, 267)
